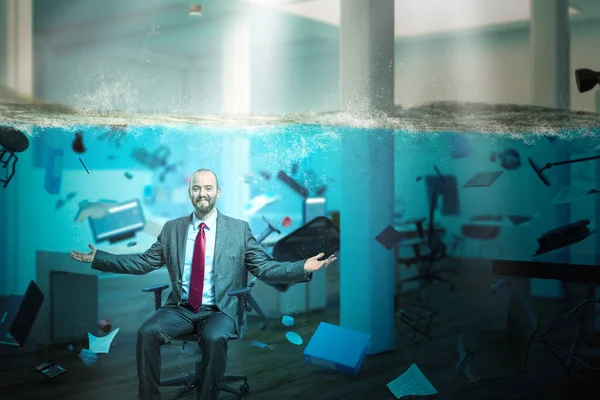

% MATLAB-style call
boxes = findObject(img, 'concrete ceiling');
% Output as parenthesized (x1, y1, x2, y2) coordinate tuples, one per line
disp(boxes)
(33, 0, 600, 63)
(33, 0, 337, 63)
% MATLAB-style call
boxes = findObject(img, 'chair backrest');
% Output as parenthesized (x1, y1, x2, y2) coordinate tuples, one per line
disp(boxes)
(505, 288, 539, 365)
(426, 192, 447, 256)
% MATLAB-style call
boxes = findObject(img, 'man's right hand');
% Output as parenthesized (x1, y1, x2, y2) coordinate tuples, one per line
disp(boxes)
(69, 244, 97, 263)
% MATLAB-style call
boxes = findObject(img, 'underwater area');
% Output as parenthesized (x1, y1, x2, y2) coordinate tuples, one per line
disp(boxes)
(3, 99, 600, 274)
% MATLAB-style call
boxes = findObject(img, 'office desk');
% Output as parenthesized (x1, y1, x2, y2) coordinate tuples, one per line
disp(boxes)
(394, 224, 446, 240)
(493, 258, 600, 366)
(34, 251, 101, 345)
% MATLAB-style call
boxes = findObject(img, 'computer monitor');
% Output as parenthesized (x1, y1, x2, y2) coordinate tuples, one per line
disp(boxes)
(0, 280, 44, 347)
(89, 199, 146, 243)
(424, 175, 460, 216)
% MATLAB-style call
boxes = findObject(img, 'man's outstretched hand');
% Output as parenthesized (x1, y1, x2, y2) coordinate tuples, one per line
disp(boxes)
(304, 252, 337, 273)
(69, 244, 97, 263)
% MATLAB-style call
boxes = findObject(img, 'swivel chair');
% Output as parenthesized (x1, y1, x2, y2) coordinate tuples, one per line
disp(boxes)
(142, 283, 251, 399)
(397, 192, 458, 293)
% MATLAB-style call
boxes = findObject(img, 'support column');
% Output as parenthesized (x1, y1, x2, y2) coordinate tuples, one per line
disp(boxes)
(530, 0, 570, 298)
(0, 0, 33, 296)
(219, 14, 251, 220)
(339, 0, 395, 355)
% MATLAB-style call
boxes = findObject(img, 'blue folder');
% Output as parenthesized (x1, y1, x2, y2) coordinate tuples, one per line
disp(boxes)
(303, 322, 371, 375)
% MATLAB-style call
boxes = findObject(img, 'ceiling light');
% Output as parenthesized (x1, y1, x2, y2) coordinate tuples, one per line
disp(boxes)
(189, 4, 203, 16)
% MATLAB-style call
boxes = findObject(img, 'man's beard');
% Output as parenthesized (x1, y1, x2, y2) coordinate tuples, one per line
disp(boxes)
(195, 197, 215, 214)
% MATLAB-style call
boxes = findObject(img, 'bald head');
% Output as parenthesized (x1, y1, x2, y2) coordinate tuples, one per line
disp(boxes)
(189, 169, 219, 191)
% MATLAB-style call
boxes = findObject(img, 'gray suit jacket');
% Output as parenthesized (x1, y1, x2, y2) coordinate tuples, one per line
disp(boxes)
(91, 210, 310, 337)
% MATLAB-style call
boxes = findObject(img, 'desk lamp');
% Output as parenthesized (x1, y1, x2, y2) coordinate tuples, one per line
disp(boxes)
(528, 155, 600, 187)
(575, 68, 600, 93)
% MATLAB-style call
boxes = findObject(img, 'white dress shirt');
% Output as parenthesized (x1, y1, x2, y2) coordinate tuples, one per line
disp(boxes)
(181, 209, 218, 305)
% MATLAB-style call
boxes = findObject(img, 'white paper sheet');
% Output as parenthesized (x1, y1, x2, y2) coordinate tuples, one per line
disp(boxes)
(552, 186, 599, 204)
(243, 193, 281, 217)
(387, 363, 438, 399)
(88, 328, 120, 354)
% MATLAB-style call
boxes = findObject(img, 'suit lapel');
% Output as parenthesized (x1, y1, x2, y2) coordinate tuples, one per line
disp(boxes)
(177, 213, 193, 277)
(214, 211, 228, 266)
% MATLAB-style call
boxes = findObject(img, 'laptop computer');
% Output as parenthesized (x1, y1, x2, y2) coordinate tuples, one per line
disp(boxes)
(272, 216, 340, 262)
(0, 280, 44, 347)
(266, 216, 340, 293)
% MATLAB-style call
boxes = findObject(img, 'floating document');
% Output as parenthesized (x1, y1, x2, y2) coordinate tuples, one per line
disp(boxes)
(468, 214, 538, 228)
(88, 328, 120, 354)
(387, 363, 437, 399)
(463, 171, 503, 188)
(507, 214, 538, 226)
(552, 186, 600, 204)
(74, 199, 118, 222)
(375, 225, 403, 250)
(243, 193, 281, 217)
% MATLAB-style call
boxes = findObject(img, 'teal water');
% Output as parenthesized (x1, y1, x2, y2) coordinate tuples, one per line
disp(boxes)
(1, 120, 600, 297)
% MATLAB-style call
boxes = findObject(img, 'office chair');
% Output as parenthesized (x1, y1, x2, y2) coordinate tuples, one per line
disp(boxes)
(142, 283, 250, 399)
(397, 192, 458, 293)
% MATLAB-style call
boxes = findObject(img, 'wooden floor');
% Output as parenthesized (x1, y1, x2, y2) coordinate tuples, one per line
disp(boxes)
(1, 259, 599, 400)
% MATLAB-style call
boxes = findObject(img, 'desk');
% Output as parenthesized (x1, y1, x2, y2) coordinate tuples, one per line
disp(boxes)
(492, 259, 600, 284)
(394, 224, 446, 240)
(493, 258, 600, 367)
(33, 251, 101, 345)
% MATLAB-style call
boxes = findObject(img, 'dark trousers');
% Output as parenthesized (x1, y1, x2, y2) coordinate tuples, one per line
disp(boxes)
(137, 304, 236, 400)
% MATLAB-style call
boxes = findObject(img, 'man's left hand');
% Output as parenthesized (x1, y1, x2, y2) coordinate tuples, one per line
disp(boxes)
(304, 253, 337, 273)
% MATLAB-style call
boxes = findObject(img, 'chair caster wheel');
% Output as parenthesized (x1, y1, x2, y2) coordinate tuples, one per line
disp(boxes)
(239, 382, 250, 393)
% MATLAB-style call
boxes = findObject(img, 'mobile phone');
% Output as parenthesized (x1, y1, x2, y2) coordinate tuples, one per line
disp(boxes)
(34, 361, 68, 379)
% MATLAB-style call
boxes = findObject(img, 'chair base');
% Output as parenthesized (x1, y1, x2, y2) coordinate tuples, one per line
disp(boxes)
(161, 362, 249, 399)
(399, 265, 458, 296)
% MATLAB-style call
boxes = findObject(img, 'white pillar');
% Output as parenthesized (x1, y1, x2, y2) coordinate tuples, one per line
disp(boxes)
(530, 0, 570, 298)
(0, 0, 33, 296)
(3, 0, 33, 93)
(219, 14, 251, 220)
(339, 0, 395, 355)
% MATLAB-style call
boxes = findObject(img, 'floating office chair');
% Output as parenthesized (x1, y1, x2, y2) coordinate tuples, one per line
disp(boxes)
(0, 126, 29, 188)
(142, 283, 250, 399)
(397, 193, 458, 293)
(455, 287, 539, 386)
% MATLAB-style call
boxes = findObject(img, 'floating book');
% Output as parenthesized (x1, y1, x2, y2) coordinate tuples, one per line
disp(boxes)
(303, 322, 371, 376)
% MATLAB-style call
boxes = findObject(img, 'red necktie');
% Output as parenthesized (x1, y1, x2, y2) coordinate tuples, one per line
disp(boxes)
(188, 222, 206, 312)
